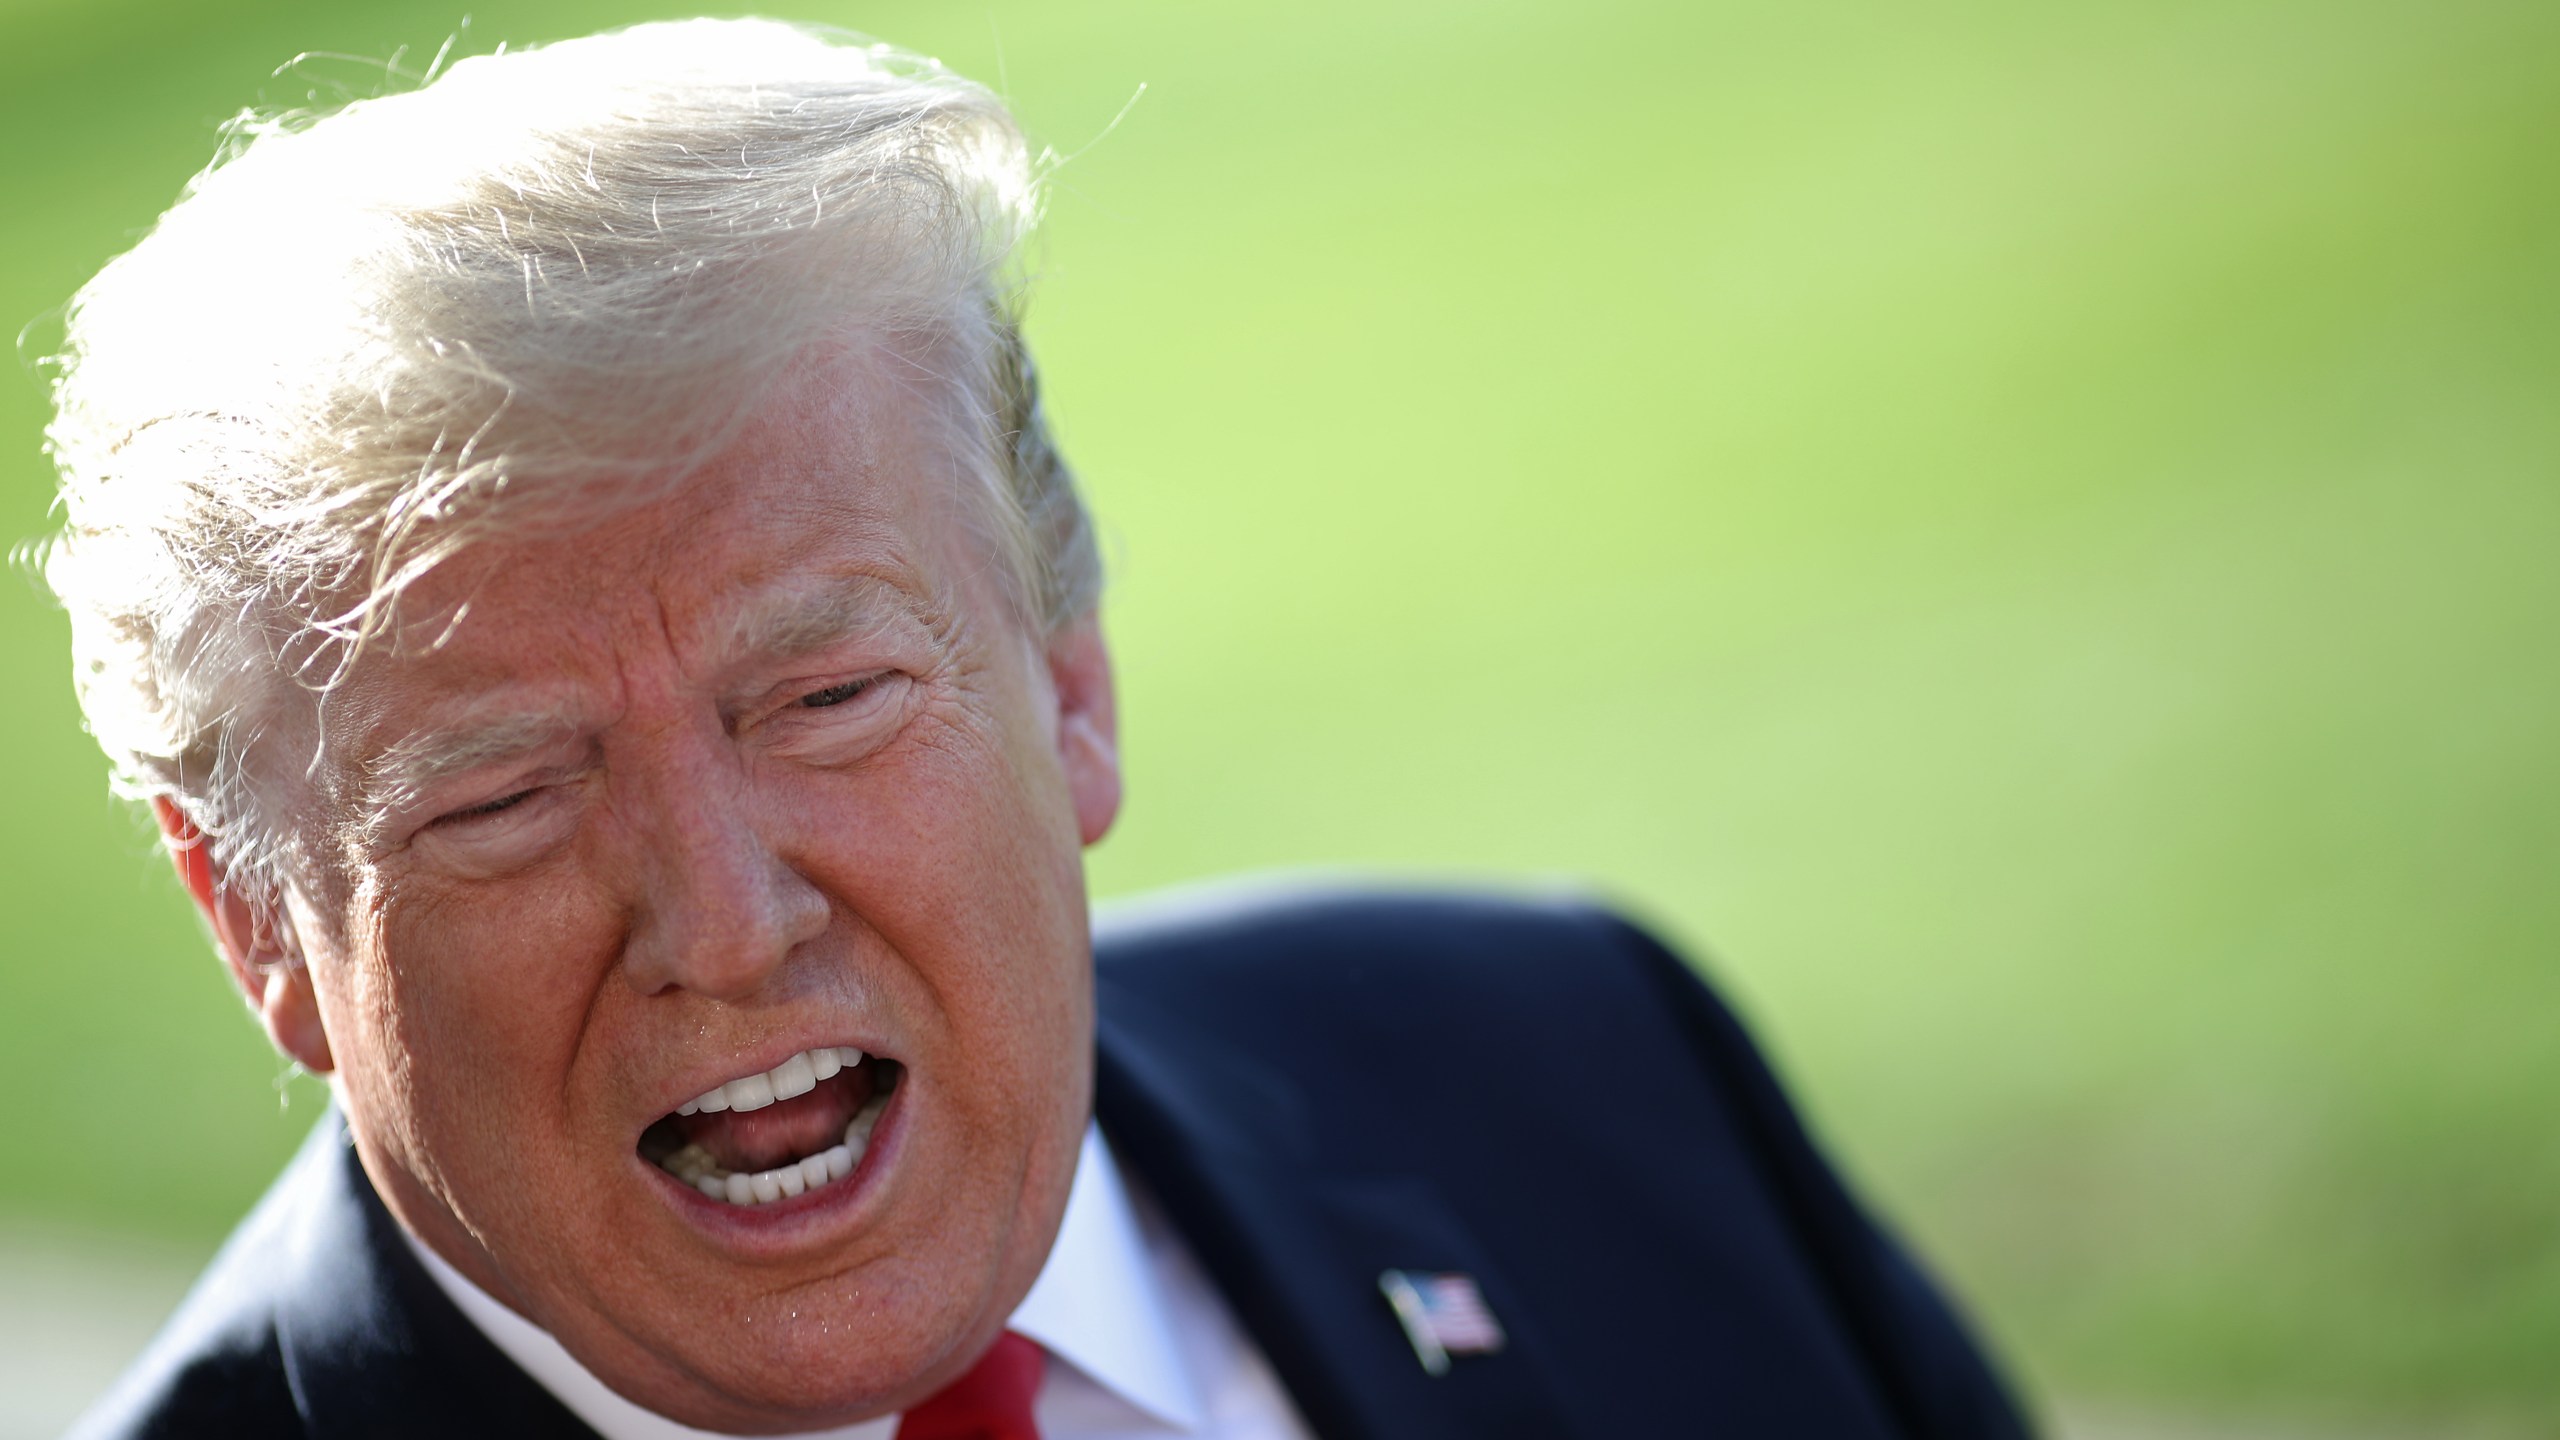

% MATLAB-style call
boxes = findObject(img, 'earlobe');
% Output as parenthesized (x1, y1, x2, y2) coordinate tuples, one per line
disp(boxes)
(255, 962, 335, 1077)
(1044, 616, 1123, 847)
(152, 799, 336, 1075)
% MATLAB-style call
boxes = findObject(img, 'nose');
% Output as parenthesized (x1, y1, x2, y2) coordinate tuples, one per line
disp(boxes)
(616, 737, 831, 999)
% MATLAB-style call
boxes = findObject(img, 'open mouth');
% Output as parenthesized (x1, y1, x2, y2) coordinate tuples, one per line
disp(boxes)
(638, 1046, 901, 1207)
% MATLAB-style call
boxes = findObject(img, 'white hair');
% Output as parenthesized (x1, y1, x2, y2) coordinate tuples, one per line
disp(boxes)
(40, 18, 1099, 897)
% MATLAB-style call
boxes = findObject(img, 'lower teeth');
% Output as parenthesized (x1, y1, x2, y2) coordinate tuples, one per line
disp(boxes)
(670, 1089, 892, 1207)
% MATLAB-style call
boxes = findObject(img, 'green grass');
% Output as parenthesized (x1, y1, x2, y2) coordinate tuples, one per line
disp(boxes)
(2, 0, 2555, 1429)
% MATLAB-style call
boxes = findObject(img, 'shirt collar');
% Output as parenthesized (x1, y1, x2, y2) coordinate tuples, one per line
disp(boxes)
(1009, 1123, 1205, 1431)
(402, 1119, 1201, 1438)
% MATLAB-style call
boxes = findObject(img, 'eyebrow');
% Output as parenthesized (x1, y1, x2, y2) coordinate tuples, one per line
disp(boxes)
(719, 574, 930, 663)
(358, 705, 589, 828)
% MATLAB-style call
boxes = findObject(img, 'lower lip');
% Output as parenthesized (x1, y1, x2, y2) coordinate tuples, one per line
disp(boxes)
(641, 1083, 911, 1251)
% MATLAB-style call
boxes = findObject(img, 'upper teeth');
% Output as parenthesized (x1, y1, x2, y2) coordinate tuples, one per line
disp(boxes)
(678, 1046, 862, 1116)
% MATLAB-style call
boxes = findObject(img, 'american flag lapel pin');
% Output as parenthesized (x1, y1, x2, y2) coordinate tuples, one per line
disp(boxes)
(1378, 1269, 1506, 1377)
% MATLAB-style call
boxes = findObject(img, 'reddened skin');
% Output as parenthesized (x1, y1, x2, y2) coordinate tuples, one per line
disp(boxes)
(154, 797, 334, 1075)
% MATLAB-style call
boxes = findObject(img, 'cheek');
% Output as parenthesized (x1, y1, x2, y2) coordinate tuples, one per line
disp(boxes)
(800, 703, 1081, 941)
(774, 700, 1093, 1050)
(364, 877, 625, 1134)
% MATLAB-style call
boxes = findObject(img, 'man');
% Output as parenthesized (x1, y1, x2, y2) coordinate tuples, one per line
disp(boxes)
(45, 19, 2030, 1439)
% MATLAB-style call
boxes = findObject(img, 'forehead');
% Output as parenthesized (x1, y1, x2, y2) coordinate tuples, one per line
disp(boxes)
(317, 343, 987, 769)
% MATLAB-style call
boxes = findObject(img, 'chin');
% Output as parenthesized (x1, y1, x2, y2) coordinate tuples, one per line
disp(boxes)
(586, 1263, 1010, 1435)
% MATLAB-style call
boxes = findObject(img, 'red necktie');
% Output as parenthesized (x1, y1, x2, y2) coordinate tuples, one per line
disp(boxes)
(894, 1331, 1045, 1440)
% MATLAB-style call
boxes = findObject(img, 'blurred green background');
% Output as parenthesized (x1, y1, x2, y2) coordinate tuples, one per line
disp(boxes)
(3, 0, 2555, 1432)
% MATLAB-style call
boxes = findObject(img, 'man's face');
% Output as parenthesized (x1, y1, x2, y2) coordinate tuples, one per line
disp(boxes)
(244, 342, 1118, 1431)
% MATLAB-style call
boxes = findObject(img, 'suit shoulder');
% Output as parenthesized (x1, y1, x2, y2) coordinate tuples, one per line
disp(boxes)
(65, 1125, 338, 1439)
(1093, 879, 1707, 1037)
(69, 1319, 299, 1440)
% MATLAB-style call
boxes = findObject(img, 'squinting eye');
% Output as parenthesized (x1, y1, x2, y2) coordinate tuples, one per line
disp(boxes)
(800, 677, 875, 708)
(443, 788, 537, 824)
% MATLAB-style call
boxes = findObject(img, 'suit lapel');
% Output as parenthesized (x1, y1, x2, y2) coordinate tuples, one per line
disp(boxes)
(268, 1111, 595, 1438)
(1096, 974, 1580, 1440)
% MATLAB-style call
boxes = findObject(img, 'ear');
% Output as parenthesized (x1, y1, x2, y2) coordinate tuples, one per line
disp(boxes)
(1043, 614, 1122, 847)
(152, 798, 335, 1075)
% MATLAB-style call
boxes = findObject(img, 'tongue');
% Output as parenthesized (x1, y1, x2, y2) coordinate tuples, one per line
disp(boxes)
(676, 1068, 872, 1173)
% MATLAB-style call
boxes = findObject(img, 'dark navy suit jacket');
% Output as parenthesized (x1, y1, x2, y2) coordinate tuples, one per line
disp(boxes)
(73, 888, 2034, 1438)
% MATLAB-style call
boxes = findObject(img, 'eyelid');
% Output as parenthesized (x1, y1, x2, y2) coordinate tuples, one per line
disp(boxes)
(785, 667, 901, 710)
(431, 784, 544, 830)
(752, 670, 909, 751)
(419, 757, 587, 834)
(800, 675, 874, 707)
(448, 787, 535, 820)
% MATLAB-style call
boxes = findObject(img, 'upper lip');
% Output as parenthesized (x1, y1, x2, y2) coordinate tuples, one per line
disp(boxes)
(645, 1035, 891, 1126)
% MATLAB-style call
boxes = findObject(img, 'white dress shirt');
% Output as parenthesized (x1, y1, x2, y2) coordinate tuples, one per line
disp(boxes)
(404, 1124, 1316, 1440)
